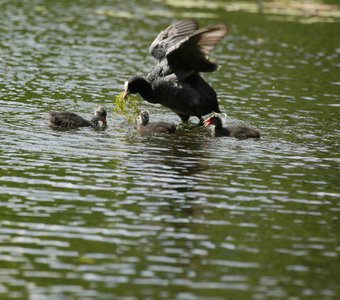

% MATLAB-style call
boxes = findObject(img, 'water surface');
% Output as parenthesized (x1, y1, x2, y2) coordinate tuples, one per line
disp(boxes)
(1, 0, 340, 299)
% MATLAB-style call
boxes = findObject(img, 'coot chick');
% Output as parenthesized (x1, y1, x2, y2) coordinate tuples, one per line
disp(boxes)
(137, 110, 176, 134)
(204, 114, 260, 139)
(49, 107, 107, 129)
(124, 20, 228, 124)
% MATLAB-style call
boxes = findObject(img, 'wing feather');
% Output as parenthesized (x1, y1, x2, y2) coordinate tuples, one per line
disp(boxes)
(166, 24, 228, 75)
(149, 19, 199, 61)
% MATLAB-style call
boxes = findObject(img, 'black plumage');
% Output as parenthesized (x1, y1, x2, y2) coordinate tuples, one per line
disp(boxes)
(124, 20, 228, 123)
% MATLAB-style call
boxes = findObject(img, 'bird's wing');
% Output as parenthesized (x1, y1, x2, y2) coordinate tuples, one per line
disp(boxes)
(165, 24, 228, 76)
(149, 19, 199, 61)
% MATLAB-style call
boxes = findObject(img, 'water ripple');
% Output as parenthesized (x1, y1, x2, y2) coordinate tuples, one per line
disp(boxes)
(1, 0, 340, 299)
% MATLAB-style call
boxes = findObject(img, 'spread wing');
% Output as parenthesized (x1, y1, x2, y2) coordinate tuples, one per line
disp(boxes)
(166, 24, 228, 75)
(149, 19, 199, 61)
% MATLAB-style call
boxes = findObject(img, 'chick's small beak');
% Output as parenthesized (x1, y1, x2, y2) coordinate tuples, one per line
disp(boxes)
(101, 116, 107, 126)
(203, 117, 212, 127)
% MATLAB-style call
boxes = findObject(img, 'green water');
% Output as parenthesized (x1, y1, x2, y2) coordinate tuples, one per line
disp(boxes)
(1, 0, 340, 299)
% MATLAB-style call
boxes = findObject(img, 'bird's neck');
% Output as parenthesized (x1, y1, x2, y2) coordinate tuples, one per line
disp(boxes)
(216, 126, 230, 136)
(136, 78, 162, 104)
(137, 119, 149, 127)
(91, 116, 100, 127)
(135, 79, 152, 99)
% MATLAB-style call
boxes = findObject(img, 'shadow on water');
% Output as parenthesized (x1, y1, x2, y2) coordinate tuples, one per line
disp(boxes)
(121, 126, 212, 217)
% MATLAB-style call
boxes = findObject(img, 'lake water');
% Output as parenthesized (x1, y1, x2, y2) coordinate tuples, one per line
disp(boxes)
(1, 0, 340, 299)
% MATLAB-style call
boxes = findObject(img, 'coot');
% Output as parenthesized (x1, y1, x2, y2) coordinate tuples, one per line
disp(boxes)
(124, 20, 228, 124)
(204, 114, 260, 139)
(49, 107, 107, 129)
(137, 110, 176, 134)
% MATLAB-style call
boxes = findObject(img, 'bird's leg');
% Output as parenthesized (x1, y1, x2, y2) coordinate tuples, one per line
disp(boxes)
(178, 114, 190, 123)
(186, 117, 205, 129)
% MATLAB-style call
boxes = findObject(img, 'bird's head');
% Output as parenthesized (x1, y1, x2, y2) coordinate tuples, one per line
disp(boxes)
(92, 107, 107, 127)
(137, 110, 150, 126)
(123, 76, 151, 99)
(203, 113, 226, 128)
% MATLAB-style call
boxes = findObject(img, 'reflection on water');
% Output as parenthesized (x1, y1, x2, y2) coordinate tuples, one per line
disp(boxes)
(1, 0, 340, 299)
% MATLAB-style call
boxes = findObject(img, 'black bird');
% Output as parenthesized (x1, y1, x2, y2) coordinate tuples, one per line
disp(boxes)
(49, 107, 107, 129)
(204, 114, 260, 139)
(124, 20, 228, 124)
(136, 110, 176, 134)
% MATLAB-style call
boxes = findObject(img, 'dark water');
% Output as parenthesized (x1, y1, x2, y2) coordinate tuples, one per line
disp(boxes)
(1, 0, 340, 299)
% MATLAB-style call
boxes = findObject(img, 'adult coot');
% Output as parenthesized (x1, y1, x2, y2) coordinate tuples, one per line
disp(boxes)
(124, 20, 228, 124)
(137, 110, 176, 134)
(204, 114, 260, 139)
(49, 107, 107, 129)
